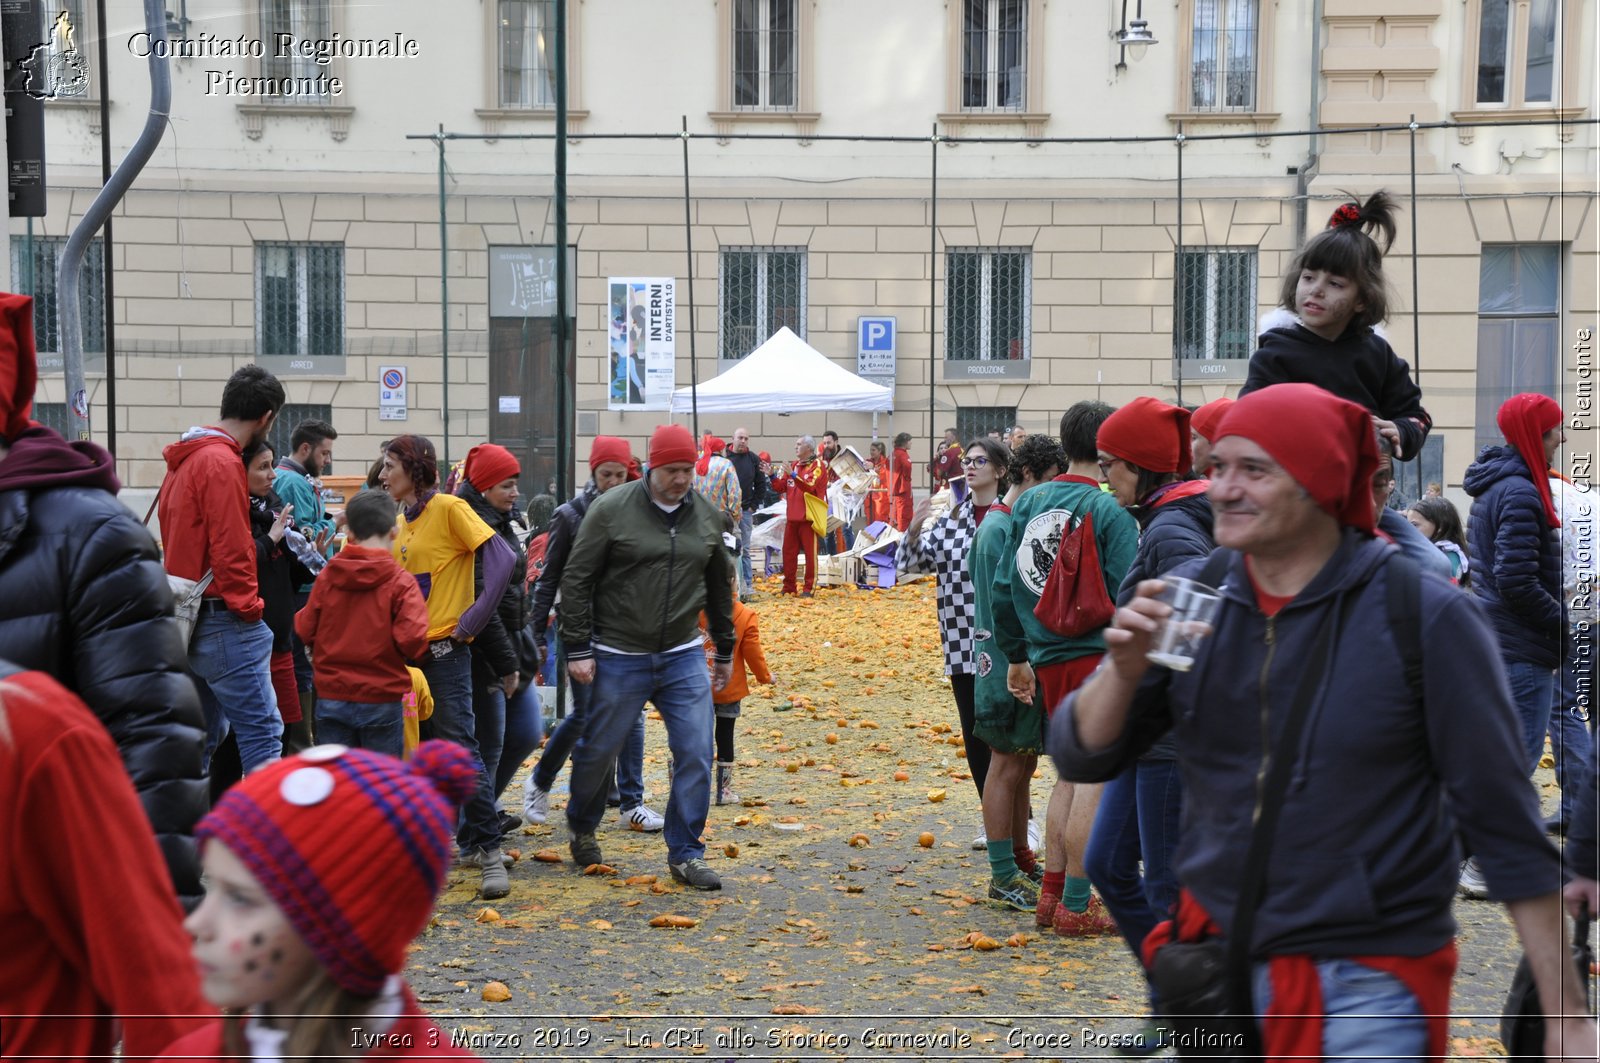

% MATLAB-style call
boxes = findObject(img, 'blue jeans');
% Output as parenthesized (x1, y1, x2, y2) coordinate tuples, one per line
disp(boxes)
(1378, 507, 1454, 583)
(533, 674, 645, 807)
(496, 683, 545, 799)
(1251, 957, 1428, 1061)
(567, 646, 712, 863)
(317, 698, 403, 758)
(738, 510, 755, 593)
(190, 609, 281, 774)
(417, 641, 499, 853)
(1084, 757, 1182, 968)
(473, 683, 507, 809)
(1506, 659, 1558, 775)
(1550, 623, 1597, 822)
(289, 588, 314, 693)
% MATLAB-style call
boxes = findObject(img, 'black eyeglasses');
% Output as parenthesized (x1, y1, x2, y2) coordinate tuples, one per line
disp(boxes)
(1097, 457, 1122, 477)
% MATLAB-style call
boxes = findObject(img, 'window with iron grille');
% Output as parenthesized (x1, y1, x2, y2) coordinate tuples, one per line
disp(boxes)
(34, 0, 94, 98)
(733, 0, 796, 109)
(719, 247, 805, 359)
(956, 406, 1017, 445)
(946, 249, 1030, 362)
(1174, 248, 1256, 365)
(1475, 244, 1560, 453)
(498, 0, 558, 108)
(256, 243, 344, 359)
(961, 0, 1026, 110)
(260, 0, 335, 97)
(10, 236, 105, 364)
(1190, 0, 1258, 111)
(30, 402, 69, 436)
(267, 403, 335, 470)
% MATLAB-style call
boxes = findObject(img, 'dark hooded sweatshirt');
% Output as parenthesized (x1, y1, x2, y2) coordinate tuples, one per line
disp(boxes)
(1241, 319, 1432, 460)
(0, 424, 207, 906)
(1464, 444, 1565, 667)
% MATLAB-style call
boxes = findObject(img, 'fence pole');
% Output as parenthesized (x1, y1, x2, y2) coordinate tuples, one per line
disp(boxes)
(437, 124, 450, 467)
(1408, 114, 1423, 498)
(928, 123, 938, 486)
(682, 114, 700, 440)
(1175, 123, 1185, 408)
(96, 0, 116, 455)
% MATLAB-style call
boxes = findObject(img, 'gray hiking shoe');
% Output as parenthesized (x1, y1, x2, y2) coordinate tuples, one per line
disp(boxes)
(669, 857, 722, 891)
(570, 831, 603, 868)
(477, 848, 510, 900)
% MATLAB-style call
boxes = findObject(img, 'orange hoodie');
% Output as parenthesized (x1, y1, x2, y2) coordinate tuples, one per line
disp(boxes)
(295, 544, 430, 701)
(157, 428, 261, 620)
(702, 600, 772, 704)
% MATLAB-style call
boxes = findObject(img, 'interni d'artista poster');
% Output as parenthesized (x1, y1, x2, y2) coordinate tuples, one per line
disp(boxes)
(607, 278, 675, 411)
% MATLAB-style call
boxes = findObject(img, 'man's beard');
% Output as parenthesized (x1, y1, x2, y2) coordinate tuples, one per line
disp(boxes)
(304, 456, 323, 477)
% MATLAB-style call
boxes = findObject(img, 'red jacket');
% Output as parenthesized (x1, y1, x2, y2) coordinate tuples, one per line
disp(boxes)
(773, 457, 828, 522)
(0, 667, 212, 1063)
(160, 986, 476, 1059)
(295, 544, 431, 701)
(157, 428, 261, 621)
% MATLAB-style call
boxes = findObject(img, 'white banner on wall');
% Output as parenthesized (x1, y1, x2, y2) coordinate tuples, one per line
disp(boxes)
(607, 277, 675, 411)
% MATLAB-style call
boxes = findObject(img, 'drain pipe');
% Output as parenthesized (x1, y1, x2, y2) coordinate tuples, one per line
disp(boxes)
(1293, 0, 1325, 242)
(60, 0, 170, 441)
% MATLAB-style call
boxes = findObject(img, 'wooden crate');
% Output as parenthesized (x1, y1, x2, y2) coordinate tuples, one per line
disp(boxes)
(815, 555, 861, 587)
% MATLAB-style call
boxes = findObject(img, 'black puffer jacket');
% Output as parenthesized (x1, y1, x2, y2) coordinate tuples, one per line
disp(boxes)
(459, 482, 527, 688)
(0, 425, 206, 906)
(1118, 483, 1216, 597)
(529, 481, 598, 643)
(1464, 444, 1564, 667)
(248, 494, 314, 654)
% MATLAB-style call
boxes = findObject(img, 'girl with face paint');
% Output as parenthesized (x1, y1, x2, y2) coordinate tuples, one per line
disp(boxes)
(164, 742, 483, 1060)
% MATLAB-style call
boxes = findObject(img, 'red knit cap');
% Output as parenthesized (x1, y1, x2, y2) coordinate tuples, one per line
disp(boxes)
(0, 292, 37, 443)
(649, 423, 697, 468)
(1097, 397, 1192, 474)
(588, 435, 634, 476)
(1497, 393, 1563, 528)
(1214, 383, 1380, 534)
(197, 741, 478, 995)
(1189, 397, 1235, 444)
(462, 443, 520, 494)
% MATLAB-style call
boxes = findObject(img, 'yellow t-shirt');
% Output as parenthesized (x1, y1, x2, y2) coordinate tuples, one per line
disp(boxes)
(393, 492, 496, 642)
(402, 665, 434, 759)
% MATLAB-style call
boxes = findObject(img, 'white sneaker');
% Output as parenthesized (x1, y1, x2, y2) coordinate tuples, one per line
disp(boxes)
(523, 781, 550, 824)
(1026, 819, 1041, 852)
(1458, 858, 1490, 899)
(621, 804, 665, 832)
(972, 828, 987, 851)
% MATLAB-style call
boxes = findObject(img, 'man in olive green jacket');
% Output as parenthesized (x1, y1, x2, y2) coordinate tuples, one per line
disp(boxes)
(560, 424, 735, 889)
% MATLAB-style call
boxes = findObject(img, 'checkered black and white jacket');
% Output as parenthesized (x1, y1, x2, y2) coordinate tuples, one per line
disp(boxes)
(896, 497, 975, 676)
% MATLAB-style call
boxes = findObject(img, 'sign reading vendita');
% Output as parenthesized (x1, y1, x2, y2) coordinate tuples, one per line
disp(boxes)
(607, 278, 675, 411)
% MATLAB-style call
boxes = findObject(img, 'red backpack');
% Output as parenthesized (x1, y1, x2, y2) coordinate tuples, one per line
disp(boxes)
(1032, 510, 1115, 638)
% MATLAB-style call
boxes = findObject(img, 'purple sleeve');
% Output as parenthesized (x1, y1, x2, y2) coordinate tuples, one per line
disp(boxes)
(456, 534, 516, 640)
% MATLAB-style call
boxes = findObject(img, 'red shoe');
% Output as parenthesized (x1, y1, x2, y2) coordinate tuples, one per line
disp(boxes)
(1035, 892, 1060, 928)
(1052, 894, 1118, 937)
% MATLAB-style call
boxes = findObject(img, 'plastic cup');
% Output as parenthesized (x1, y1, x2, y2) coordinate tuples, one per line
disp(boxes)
(1146, 576, 1222, 672)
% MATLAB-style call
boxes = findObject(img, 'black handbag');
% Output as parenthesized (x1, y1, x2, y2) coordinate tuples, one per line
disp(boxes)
(1148, 583, 1345, 1059)
(1500, 909, 1593, 1060)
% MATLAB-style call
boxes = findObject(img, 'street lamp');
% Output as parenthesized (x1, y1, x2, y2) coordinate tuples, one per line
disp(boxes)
(1115, 0, 1158, 71)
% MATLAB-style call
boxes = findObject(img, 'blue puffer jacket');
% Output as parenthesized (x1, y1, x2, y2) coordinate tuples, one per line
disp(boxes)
(1118, 484, 1215, 598)
(1463, 445, 1564, 667)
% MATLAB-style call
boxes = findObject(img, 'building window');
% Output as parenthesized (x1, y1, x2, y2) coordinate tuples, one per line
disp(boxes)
(10, 236, 105, 365)
(1189, 0, 1258, 111)
(260, 0, 335, 97)
(267, 403, 335, 469)
(1476, 0, 1558, 105)
(498, 0, 556, 108)
(956, 406, 1018, 444)
(733, 0, 795, 109)
(946, 249, 1030, 362)
(1174, 248, 1257, 363)
(961, 0, 1027, 110)
(718, 247, 805, 359)
(30, 0, 95, 100)
(256, 243, 344, 359)
(1475, 244, 1560, 453)
(30, 402, 69, 436)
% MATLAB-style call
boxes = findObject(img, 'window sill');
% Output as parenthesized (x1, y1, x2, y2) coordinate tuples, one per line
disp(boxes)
(707, 110, 821, 143)
(1167, 111, 1280, 144)
(237, 101, 355, 142)
(43, 95, 104, 134)
(936, 111, 1050, 141)
(1448, 106, 1587, 144)
(476, 107, 591, 140)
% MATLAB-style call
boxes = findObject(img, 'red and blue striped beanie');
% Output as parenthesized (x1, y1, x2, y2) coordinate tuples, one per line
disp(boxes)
(198, 740, 477, 995)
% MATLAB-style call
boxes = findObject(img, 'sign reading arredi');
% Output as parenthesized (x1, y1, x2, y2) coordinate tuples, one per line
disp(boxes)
(858, 316, 896, 382)
(379, 365, 408, 421)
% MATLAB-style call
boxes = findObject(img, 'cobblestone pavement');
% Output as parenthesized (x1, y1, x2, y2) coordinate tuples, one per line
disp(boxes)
(401, 580, 1587, 1060)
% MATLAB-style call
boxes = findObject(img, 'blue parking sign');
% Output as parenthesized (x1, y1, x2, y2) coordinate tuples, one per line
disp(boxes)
(857, 316, 896, 378)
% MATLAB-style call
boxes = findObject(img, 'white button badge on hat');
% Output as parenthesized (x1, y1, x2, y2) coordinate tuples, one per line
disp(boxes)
(298, 744, 349, 763)
(281, 766, 336, 806)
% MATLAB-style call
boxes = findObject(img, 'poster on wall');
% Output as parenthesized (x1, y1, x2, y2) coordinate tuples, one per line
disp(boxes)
(607, 277, 675, 411)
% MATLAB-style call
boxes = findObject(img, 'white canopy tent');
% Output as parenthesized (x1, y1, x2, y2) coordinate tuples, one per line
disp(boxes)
(669, 327, 893, 414)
